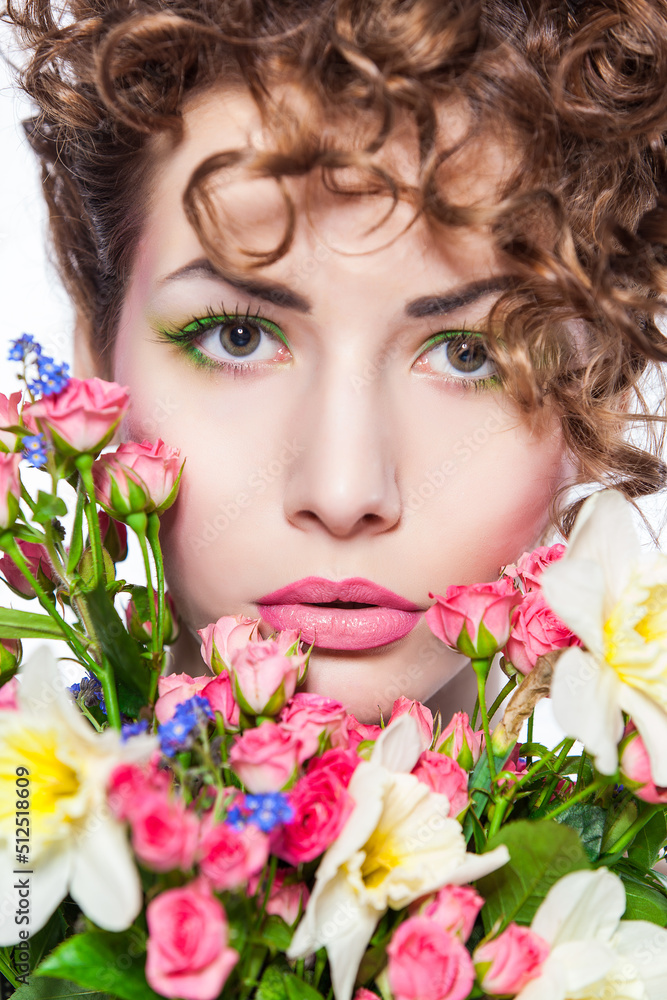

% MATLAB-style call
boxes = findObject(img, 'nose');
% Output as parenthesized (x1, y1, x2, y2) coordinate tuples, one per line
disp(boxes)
(283, 358, 402, 538)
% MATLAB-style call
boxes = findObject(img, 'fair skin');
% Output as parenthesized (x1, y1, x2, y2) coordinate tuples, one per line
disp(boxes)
(94, 85, 577, 723)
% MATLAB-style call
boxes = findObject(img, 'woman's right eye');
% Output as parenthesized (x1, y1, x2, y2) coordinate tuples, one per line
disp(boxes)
(160, 312, 292, 374)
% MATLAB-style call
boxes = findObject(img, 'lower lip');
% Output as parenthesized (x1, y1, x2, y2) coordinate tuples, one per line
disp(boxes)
(257, 603, 423, 650)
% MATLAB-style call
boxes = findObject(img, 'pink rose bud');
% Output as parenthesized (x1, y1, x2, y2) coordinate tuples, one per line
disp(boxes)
(344, 713, 383, 748)
(146, 880, 239, 1000)
(198, 614, 262, 674)
(306, 747, 362, 787)
(505, 543, 566, 590)
(503, 590, 581, 675)
(620, 723, 667, 804)
(0, 540, 56, 599)
(200, 672, 240, 731)
(155, 673, 213, 725)
(412, 751, 469, 818)
(420, 885, 483, 943)
(262, 869, 310, 925)
(92, 439, 184, 517)
(0, 392, 21, 452)
(0, 673, 20, 710)
(230, 638, 305, 716)
(354, 992, 381, 1000)
(0, 453, 21, 530)
(126, 587, 180, 645)
(107, 757, 172, 821)
(129, 791, 200, 872)
(435, 711, 482, 771)
(387, 917, 475, 1000)
(474, 923, 549, 995)
(273, 766, 354, 865)
(279, 692, 349, 761)
(426, 578, 523, 659)
(388, 696, 434, 750)
(97, 512, 128, 562)
(24, 377, 129, 455)
(229, 722, 302, 792)
(197, 814, 269, 891)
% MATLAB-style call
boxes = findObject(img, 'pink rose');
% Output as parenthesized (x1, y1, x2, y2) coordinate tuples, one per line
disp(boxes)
(426, 578, 523, 658)
(497, 746, 529, 788)
(0, 675, 19, 711)
(249, 868, 310, 925)
(387, 917, 474, 1000)
(200, 672, 240, 731)
(92, 439, 183, 517)
(344, 714, 383, 747)
(474, 923, 549, 995)
(229, 722, 301, 792)
(434, 712, 482, 771)
(197, 816, 269, 891)
(97, 512, 128, 562)
(306, 747, 361, 787)
(620, 724, 667, 804)
(231, 638, 305, 716)
(279, 693, 349, 761)
(24, 377, 129, 455)
(354, 992, 381, 1000)
(504, 590, 580, 675)
(388, 696, 434, 751)
(0, 392, 21, 451)
(130, 792, 200, 872)
(0, 540, 56, 599)
(145, 880, 238, 1000)
(107, 757, 172, 821)
(0, 453, 21, 529)
(421, 885, 483, 942)
(156, 673, 212, 725)
(198, 614, 261, 674)
(273, 766, 354, 865)
(505, 544, 567, 590)
(412, 751, 469, 818)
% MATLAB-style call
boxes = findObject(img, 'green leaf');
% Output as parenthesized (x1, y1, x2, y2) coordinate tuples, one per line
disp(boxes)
(601, 800, 638, 855)
(35, 930, 160, 1000)
(32, 492, 68, 525)
(12, 977, 113, 999)
(257, 914, 293, 952)
(285, 973, 326, 1000)
(0, 608, 67, 640)
(554, 803, 606, 862)
(80, 582, 150, 699)
(256, 964, 289, 1000)
(476, 819, 591, 932)
(627, 810, 667, 871)
(27, 910, 68, 971)
(621, 874, 667, 926)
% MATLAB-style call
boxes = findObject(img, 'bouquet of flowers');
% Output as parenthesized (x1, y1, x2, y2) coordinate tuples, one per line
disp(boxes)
(1, 334, 666, 1000)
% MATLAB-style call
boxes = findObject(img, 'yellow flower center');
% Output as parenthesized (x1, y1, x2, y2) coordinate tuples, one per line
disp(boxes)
(603, 573, 667, 712)
(360, 828, 402, 890)
(0, 723, 84, 852)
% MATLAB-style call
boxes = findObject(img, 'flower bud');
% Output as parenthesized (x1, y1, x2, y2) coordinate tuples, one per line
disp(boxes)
(434, 712, 482, 771)
(0, 453, 21, 530)
(198, 615, 262, 674)
(126, 587, 180, 645)
(97, 513, 128, 563)
(92, 440, 184, 519)
(425, 579, 523, 659)
(0, 540, 55, 599)
(0, 392, 21, 452)
(24, 377, 129, 456)
(231, 639, 306, 717)
(0, 638, 21, 683)
(474, 924, 549, 995)
(620, 723, 667, 804)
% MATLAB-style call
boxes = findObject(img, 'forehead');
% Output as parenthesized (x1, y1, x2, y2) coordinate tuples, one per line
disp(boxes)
(145, 84, 520, 262)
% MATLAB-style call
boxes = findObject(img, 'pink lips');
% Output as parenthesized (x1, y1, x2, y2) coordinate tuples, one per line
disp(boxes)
(257, 576, 424, 651)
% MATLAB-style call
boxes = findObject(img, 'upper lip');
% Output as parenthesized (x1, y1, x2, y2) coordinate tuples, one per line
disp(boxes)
(257, 576, 424, 611)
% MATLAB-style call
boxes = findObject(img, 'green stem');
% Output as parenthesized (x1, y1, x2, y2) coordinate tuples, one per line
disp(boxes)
(6, 539, 97, 672)
(19, 481, 37, 514)
(77, 458, 104, 589)
(147, 513, 165, 655)
(98, 668, 122, 730)
(136, 528, 158, 654)
(487, 676, 518, 724)
(526, 713, 534, 766)
(600, 804, 661, 861)
(532, 738, 576, 810)
(43, 519, 68, 587)
(541, 777, 607, 821)
(472, 658, 496, 783)
(471, 693, 480, 730)
(575, 749, 589, 791)
(0, 951, 19, 989)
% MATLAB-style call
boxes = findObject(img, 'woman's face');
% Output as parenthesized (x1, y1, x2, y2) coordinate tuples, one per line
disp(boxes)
(110, 87, 576, 722)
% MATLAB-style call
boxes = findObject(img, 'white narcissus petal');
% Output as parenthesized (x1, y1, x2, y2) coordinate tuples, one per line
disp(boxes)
(0, 846, 72, 946)
(69, 817, 142, 931)
(539, 558, 606, 656)
(531, 869, 625, 948)
(618, 683, 667, 786)
(565, 492, 642, 603)
(550, 647, 624, 775)
(612, 921, 667, 1000)
(368, 713, 423, 773)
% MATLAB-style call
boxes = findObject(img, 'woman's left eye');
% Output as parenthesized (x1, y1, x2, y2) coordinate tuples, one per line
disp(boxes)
(412, 331, 498, 385)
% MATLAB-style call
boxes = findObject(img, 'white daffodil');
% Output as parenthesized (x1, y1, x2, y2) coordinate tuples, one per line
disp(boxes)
(287, 713, 509, 1000)
(0, 646, 157, 945)
(540, 489, 667, 782)
(516, 868, 667, 1000)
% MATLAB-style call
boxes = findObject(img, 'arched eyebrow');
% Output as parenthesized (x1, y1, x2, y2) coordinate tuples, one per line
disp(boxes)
(159, 258, 512, 318)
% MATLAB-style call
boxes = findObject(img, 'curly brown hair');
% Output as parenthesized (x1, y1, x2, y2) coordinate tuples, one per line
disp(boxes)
(5, 0, 667, 536)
